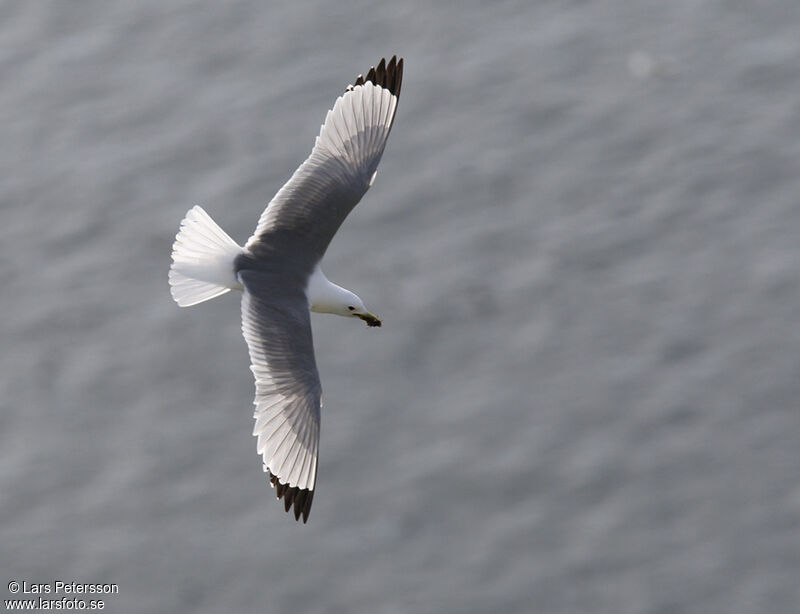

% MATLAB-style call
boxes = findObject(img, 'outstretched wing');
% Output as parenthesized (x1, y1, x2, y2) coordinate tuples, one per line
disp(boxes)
(245, 56, 403, 265)
(239, 269, 321, 523)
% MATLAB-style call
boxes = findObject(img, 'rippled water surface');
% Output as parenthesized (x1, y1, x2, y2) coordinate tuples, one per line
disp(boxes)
(2, 2, 800, 612)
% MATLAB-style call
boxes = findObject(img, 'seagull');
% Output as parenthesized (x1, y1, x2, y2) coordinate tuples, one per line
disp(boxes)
(168, 56, 403, 523)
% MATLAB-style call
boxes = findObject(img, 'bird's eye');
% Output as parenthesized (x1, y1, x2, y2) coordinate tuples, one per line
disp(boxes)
(348, 306, 355, 311)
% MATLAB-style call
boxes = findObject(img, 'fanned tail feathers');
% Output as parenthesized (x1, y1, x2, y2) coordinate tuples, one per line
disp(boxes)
(169, 205, 244, 307)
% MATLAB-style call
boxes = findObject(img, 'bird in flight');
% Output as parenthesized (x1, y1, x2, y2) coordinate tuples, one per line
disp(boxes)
(168, 56, 403, 522)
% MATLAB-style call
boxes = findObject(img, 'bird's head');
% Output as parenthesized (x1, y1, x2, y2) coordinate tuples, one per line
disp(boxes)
(341, 293, 381, 327)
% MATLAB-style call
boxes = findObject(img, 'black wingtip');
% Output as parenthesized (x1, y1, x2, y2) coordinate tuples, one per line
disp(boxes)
(348, 55, 403, 99)
(269, 471, 314, 523)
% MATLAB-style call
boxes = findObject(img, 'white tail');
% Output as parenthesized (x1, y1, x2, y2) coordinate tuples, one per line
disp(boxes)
(168, 206, 245, 307)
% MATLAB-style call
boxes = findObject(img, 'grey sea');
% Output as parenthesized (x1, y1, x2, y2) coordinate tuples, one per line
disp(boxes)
(2, 2, 799, 612)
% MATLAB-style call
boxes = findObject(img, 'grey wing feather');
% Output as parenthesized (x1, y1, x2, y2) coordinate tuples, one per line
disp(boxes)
(245, 56, 403, 265)
(239, 269, 321, 523)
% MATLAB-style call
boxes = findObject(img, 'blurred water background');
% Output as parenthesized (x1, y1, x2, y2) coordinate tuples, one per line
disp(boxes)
(2, 2, 800, 612)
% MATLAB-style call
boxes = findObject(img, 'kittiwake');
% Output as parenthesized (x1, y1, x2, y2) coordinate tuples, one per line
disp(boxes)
(168, 56, 403, 523)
